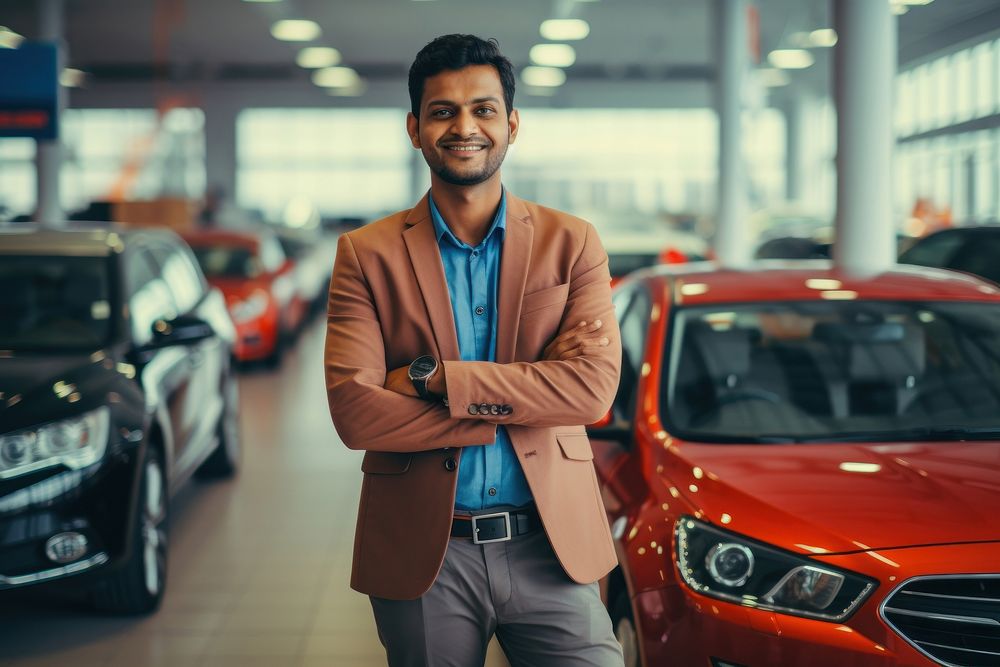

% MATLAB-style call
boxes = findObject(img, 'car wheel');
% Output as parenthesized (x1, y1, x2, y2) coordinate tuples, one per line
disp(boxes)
(196, 372, 241, 478)
(612, 591, 641, 667)
(91, 447, 168, 614)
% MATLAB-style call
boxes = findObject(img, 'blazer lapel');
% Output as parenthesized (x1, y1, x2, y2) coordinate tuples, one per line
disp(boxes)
(496, 194, 533, 364)
(402, 195, 460, 362)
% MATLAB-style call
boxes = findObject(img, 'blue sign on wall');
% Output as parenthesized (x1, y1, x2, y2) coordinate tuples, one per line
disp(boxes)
(0, 42, 59, 140)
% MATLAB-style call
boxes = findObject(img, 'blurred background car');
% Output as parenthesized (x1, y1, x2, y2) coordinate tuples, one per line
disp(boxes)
(181, 228, 302, 366)
(272, 225, 338, 319)
(0, 225, 240, 614)
(898, 224, 1000, 286)
(590, 261, 1000, 667)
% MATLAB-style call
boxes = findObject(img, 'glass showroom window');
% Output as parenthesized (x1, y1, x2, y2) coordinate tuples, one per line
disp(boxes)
(236, 109, 411, 220)
(0, 138, 36, 219)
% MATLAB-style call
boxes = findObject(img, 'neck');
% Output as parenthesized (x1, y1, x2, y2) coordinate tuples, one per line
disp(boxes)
(429, 175, 503, 247)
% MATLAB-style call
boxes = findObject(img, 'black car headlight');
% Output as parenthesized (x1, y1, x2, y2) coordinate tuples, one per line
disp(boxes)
(675, 517, 876, 622)
(0, 406, 110, 479)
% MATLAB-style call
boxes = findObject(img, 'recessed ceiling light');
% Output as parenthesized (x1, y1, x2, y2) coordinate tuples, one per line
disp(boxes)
(296, 47, 341, 68)
(809, 28, 838, 47)
(271, 19, 321, 42)
(312, 66, 360, 88)
(521, 66, 566, 87)
(768, 49, 814, 69)
(0, 26, 24, 49)
(529, 44, 576, 68)
(539, 19, 590, 41)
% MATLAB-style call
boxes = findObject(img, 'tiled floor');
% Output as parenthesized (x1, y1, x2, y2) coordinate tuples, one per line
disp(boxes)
(0, 319, 510, 667)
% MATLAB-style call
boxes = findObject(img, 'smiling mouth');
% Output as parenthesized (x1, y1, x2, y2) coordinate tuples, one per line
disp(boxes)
(443, 144, 487, 152)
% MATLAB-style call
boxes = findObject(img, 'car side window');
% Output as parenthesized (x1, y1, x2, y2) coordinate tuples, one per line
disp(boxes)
(153, 242, 206, 314)
(613, 286, 653, 431)
(947, 235, 1000, 285)
(899, 231, 964, 268)
(127, 249, 178, 346)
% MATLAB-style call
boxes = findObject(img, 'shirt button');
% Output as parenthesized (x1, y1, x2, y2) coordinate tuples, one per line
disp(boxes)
(471, 250, 479, 258)
(444, 457, 457, 472)
(475, 305, 485, 316)
(488, 487, 497, 496)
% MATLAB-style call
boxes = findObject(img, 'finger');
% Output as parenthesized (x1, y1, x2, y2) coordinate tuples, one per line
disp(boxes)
(552, 320, 591, 345)
(559, 345, 583, 360)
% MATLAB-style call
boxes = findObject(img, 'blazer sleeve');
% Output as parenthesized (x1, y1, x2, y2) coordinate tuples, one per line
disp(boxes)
(324, 233, 497, 452)
(442, 223, 622, 428)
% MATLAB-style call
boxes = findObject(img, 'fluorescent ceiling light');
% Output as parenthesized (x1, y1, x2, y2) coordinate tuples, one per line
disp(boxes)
(312, 66, 360, 88)
(60, 68, 87, 88)
(758, 67, 789, 87)
(0, 26, 24, 49)
(809, 28, 838, 47)
(891, 3, 909, 14)
(529, 44, 576, 68)
(768, 49, 814, 69)
(271, 19, 321, 42)
(296, 47, 341, 68)
(539, 19, 590, 41)
(521, 66, 566, 87)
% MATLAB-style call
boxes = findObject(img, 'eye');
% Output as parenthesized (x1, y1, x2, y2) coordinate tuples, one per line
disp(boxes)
(476, 107, 496, 116)
(430, 109, 453, 118)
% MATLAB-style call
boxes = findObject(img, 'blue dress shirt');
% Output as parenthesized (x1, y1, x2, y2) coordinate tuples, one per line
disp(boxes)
(429, 191, 533, 511)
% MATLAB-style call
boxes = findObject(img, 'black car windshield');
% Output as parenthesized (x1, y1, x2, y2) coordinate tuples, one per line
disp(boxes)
(663, 300, 1000, 443)
(609, 253, 659, 278)
(0, 255, 113, 351)
(191, 246, 260, 278)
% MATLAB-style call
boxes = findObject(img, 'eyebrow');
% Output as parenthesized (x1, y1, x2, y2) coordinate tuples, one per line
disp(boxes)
(426, 96, 502, 108)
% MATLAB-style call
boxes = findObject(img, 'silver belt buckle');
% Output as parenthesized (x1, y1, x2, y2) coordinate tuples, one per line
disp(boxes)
(471, 511, 512, 544)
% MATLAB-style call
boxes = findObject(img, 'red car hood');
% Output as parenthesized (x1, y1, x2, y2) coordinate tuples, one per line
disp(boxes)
(668, 440, 1000, 555)
(206, 276, 266, 301)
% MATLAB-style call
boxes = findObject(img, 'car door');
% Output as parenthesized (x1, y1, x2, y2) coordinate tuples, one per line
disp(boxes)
(126, 243, 195, 477)
(590, 284, 654, 517)
(149, 239, 227, 479)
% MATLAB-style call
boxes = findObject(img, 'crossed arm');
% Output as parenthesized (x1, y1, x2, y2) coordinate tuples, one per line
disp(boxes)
(324, 225, 621, 453)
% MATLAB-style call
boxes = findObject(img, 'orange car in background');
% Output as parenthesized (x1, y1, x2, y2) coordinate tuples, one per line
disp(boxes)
(592, 261, 1000, 667)
(181, 228, 303, 365)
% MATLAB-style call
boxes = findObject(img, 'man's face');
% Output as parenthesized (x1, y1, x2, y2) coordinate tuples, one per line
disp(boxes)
(407, 64, 518, 187)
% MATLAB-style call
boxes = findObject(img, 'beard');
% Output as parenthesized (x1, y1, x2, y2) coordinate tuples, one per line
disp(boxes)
(423, 138, 509, 186)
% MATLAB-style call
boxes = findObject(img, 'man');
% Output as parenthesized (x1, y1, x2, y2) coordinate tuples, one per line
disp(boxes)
(325, 34, 624, 667)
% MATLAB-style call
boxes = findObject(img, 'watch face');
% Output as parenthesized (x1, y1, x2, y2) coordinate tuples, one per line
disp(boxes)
(409, 355, 437, 379)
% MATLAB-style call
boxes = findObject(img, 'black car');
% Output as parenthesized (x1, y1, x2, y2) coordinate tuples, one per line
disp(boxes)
(0, 225, 241, 614)
(899, 225, 1000, 285)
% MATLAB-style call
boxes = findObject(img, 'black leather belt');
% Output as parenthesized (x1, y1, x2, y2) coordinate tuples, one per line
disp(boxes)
(451, 507, 541, 544)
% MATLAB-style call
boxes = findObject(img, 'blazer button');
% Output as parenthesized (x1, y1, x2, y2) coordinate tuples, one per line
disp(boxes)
(500, 404, 513, 415)
(489, 404, 500, 415)
(444, 457, 457, 472)
(479, 402, 490, 414)
(468, 404, 479, 415)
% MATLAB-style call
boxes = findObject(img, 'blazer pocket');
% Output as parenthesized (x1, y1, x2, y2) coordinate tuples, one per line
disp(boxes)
(521, 282, 570, 317)
(361, 451, 412, 475)
(557, 433, 594, 461)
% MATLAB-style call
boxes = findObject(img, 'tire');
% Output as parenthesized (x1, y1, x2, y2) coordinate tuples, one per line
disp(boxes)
(197, 372, 241, 478)
(612, 591, 641, 667)
(91, 446, 168, 615)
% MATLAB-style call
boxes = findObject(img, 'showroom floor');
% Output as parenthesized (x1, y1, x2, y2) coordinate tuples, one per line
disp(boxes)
(0, 319, 510, 667)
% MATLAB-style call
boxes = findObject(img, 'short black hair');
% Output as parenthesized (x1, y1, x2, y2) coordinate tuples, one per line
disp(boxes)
(408, 34, 515, 119)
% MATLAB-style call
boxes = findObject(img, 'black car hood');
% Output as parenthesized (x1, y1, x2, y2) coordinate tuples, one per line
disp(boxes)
(0, 350, 119, 432)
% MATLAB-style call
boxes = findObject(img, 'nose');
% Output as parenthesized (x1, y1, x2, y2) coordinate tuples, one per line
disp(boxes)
(450, 108, 479, 139)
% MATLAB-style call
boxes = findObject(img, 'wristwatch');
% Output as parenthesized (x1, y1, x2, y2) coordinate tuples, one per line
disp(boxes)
(408, 355, 439, 400)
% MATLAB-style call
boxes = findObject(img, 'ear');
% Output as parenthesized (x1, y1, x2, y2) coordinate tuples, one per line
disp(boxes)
(507, 108, 520, 145)
(406, 112, 421, 149)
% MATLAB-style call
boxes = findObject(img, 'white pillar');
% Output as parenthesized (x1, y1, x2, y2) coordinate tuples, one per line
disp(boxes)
(35, 0, 64, 225)
(714, 0, 750, 268)
(832, 0, 896, 276)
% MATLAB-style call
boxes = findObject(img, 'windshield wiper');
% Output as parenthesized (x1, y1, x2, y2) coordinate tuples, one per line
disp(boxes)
(798, 427, 1000, 443)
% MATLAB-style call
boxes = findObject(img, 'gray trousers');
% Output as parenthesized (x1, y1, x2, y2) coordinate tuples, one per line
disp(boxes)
(370, 530, 625, 667)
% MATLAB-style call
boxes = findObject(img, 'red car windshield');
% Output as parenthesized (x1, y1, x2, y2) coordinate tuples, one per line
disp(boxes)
(663, 300, 1000, 442)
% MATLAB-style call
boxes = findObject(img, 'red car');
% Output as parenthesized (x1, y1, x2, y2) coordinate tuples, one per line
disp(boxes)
(181, 228, 303, 364)
(590, 260, 1000, 667)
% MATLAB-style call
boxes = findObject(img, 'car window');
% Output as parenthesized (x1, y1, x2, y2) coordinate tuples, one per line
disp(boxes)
(947, 234, 1000, 285)
(128, 249, 178, 346)
(613, 286, 652, 430)
(663, 300, 1000, 442)
(153, 242, 206, 314)
(899, 231, 965, 267)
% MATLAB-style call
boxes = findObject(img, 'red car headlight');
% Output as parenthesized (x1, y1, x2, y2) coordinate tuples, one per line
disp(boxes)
(675, 516, 877, 622)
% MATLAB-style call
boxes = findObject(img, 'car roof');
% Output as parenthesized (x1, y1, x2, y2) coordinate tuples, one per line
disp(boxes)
(179, 227, 270, 248)
(0, 223, 183, 257)
(624, 260, 1000, 306)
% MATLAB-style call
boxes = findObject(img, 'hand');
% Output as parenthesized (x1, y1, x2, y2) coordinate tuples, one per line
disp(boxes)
(384, 366, 419, 397)
(543, 320, 609, 361)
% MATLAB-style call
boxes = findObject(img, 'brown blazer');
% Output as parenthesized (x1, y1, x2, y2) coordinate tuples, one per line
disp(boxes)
(324, 192, 622, 600)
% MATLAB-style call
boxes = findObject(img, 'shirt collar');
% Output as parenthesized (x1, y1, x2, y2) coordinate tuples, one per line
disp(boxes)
(429, 189, 507, 248)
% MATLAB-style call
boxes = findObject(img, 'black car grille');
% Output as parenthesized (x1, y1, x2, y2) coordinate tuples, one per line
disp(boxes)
(882, 576, 1000, 666)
